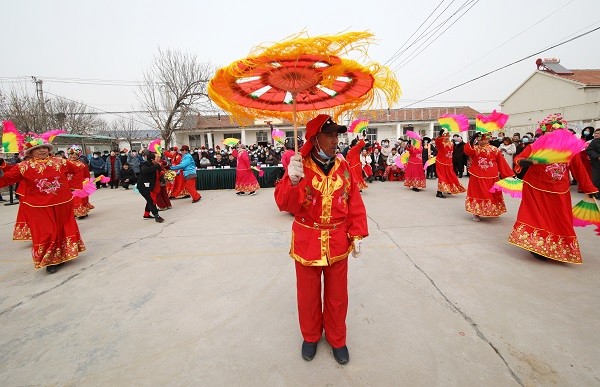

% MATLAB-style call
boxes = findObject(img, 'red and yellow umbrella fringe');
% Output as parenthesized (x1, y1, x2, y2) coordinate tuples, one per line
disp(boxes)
(208, 31, 401, 125)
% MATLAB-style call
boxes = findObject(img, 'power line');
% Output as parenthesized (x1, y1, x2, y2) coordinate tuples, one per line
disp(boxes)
(401, 24, 600, 108)
(386, 0, 459, 67)
(392, 0, 479, 71)
(383, 0, 447, 66)
(412, 0, 577, 97)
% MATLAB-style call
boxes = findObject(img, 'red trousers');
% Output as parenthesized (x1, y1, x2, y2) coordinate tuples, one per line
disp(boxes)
(295, 259, 348, 348)
(184, 177, 201, 201)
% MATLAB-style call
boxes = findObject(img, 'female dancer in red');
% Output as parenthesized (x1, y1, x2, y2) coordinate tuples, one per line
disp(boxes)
(404, 139, 426, 191)
(66, 145, 95, 219)
(234, 144, 260, 196)
(464, 132, 514, 221)
(434, 130, 465, 198)
(346, 136, 367, 191)
(508, 115, 599, 263)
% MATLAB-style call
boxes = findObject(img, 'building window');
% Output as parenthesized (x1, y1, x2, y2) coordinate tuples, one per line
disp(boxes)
(365, 127, 377, 143)
(189, 135, 202, 148)
(285, 130, 304, 144)
(222, 133, 242, 140)
(257, 130, 268, 143)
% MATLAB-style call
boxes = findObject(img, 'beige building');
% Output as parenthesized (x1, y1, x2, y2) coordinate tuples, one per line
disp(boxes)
(172, 106, 481, 148)
(501, 59, 600, 135)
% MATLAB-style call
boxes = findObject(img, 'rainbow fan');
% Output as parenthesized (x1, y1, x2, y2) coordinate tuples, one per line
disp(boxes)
(348, 119, 369, 134)
(272, 128, 285, 144)
(148, 139, 163, 156)
(572, 197, 600, 228)
(40, 129, 66, 142)
(476, 110, 509, 133)
(2, 121, 24, 153)
(423, 156, 436, 170)
(406, 130, 422, 149)
(528, 129, 586, 164)
(438, 114, 469, 133)
(396, 151, 409, 169)
(489, 177, 523, 198)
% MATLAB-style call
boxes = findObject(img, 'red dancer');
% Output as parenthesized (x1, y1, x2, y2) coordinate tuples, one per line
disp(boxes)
(274, 114, 368, 365)
(464, 132, 514, 221)
(66, 145, 95, 219)
(346, 136, 368, 190)
(164, 147, 189, 199)
(169, 145, 201, 202)
(0, 133, 85, 273)
(434, 130, 466, 198)
(404, 141, 426, 191)
(508, 115, 599, 263)
(234, 144, 260, 196)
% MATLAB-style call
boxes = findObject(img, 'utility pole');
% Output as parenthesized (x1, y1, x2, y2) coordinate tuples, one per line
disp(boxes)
(32, 76, 46, 131)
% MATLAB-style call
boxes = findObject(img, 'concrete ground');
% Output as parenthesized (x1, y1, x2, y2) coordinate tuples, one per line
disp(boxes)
(0, 178, 598, 386)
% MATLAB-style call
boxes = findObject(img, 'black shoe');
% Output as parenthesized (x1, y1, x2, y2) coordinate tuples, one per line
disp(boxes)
(301, 341, 318, 361)
(531, 252, 547, 261)
(45, 263, 63, 274)
(332, 346, 349, 365)
(436, 191, 446, 198)
(77, 215, 88, 220)
(249, 191, 256, 196)
(412, 187, 420, 192)
(236, 192, 245, 196)
(143, 215, 154, 219)
(155, 216, 165, 223)
(192, 199, 200, 203)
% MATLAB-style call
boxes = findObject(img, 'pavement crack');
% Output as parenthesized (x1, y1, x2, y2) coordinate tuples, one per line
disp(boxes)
(0, 227, 166, 317)
(375, 222, 523, 386)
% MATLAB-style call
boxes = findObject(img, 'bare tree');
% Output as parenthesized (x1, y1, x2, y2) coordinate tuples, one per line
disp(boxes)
(110, 117, 139, 149)
(0, 87, 47, 133)
(46, 97, 105, 135)
(137, 48, 213, 147)
(0, 87, 106, 134)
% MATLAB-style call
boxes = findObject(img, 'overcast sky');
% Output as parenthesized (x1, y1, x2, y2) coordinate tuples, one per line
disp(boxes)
(1, 0, 599, 122)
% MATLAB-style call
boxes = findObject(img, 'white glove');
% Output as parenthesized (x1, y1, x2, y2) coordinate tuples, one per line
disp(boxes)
(287, 154, 304, 186)
(352, 239, 363, 258)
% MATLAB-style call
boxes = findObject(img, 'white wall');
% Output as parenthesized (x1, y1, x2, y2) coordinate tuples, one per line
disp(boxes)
(502, 72, 600, 135)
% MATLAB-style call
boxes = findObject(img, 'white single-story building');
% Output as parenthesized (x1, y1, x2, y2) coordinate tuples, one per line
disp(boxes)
(171, 106, 481, 149)
(501, 59, 600, 135)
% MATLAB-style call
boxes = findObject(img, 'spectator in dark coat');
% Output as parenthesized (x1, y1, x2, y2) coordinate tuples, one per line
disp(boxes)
(119, 163, 137, 189)
(89, 151, 106, 188)
(452, 134, 467, 177)
(586, 128, 600, 191)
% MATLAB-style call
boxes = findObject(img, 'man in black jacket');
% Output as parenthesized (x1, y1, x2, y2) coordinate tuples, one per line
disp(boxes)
(137, 150, 165, 223)
(452, 135, 467, 177)
(587, 128, 600, 191)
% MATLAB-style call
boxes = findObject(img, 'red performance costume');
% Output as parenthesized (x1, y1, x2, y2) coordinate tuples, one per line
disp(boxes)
(464, 138, 514, 218)
(508, 116, 599, 263)
(66, 145, 94, 219)
(435, 134, 466, 195)
(164, 148, 189, 199)
(234, 147, 260, 193)
(0, 137, 85, 271)
(345, 138, 367, 190)
(274, 115, 368, 364)
(404, 145, 426, 189)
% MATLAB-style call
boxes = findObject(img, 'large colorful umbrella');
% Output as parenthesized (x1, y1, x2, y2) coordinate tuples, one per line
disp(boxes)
(208, 31, 401, 151)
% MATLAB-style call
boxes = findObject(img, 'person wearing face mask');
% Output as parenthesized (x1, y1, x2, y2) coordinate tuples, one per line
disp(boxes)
(274, 114, 368, 365)
(89, 151, 106, 189)
(452, 134, 466, 177)
(464, 132, 514, 222)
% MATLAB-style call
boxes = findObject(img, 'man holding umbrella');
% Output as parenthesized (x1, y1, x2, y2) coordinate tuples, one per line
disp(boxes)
(274, 114, 368, 365)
